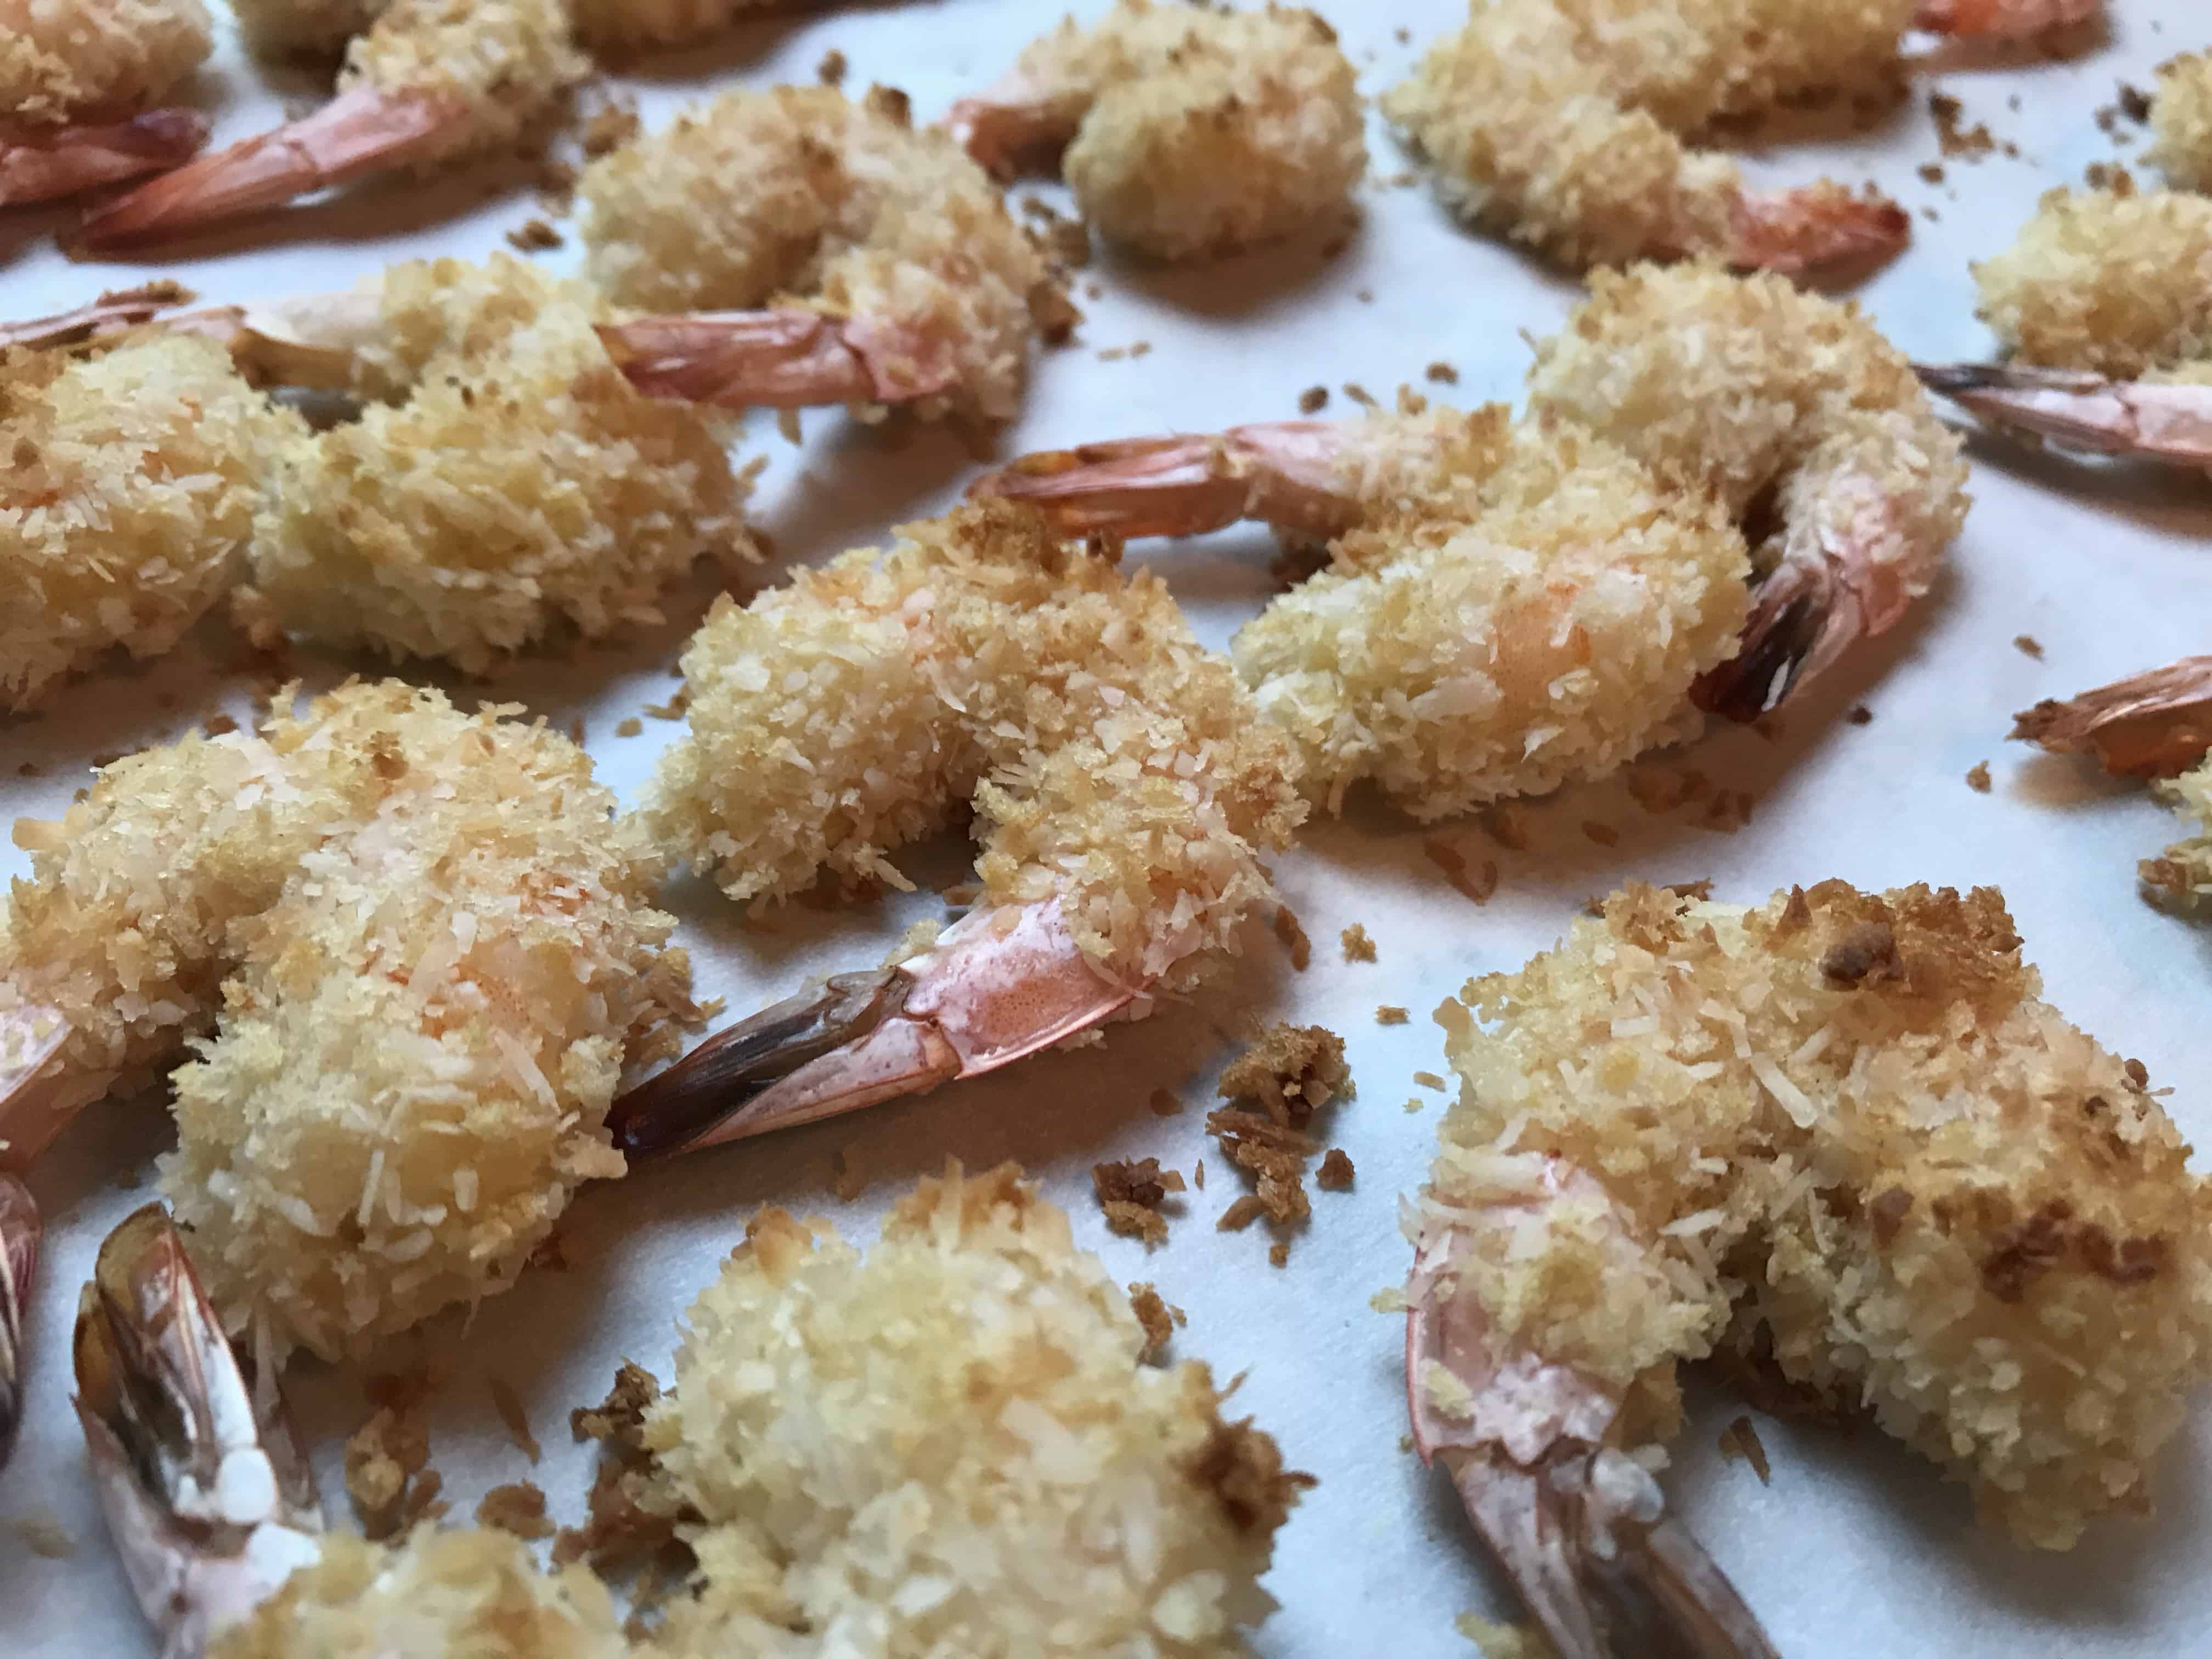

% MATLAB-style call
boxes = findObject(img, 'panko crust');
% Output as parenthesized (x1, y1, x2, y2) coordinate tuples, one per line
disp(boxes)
(237, 255, 748, 673)
(641, 1162, 1305, 1657)
(0, 335, 303, 713)
(1026, 0, 1365, 259)
(2146, 760, 2212, 907)
(2149, 50, 2212, 194)
(645, 500, 1306, 984)
(1383, 0, 1915, 269)
(0, 0, 211, 123)
(338, 0, 585, 168)
(1231, 409, 1750, 819)
(580, 84, 1052, 421)
(215, 1528, 625, 1658)
(1429, 880, 2212, 1549)
(1974, 187, 2212, 376)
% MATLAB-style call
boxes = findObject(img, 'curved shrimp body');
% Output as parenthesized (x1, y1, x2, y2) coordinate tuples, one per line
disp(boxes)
(1381, 0, 1929, 275)
(4, 681, 691, 1361)
(1418, 880, 2212, 1592)
(583, 84, 1058, 422)
(617, 501, 1304, 1153)
(950, 0, 1364, 262)
(231, 255, 751, 673)
(0, 0, 212, 204)
(80, 0, 585, 249)
(1, 333, 304, 713)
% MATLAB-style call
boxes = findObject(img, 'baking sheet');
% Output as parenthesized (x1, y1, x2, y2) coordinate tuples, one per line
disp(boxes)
(7, 3, 2212, 1653)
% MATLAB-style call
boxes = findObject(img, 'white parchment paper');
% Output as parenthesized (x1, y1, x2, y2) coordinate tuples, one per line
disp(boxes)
(6, 4, 2211, 1654)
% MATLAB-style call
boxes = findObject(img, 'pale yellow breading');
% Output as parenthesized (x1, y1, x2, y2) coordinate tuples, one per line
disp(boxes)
(2149, 760, 2212, 907)
(338, 0, 585, 170)
(0, 0, 211, 124)
(1000, 0, 1364, 259)
(1384, 0, 1917, 269)
(641, 1163, 1307, 1657)
(235, 255, 749, 673)
(644, 502, 1306, 986)
(1527, 262, 1971, 593)
(1229, 408, 1749, 819)
(1428, 881, 2212, 1549)
(1974, 188, 2212, 376)
(4, 682, 690, 1359)
(0, 336, 302, 713)
(215, 1528, 625, 1659)
(580, 84, 1052, 422)
(567, 0, 774, 51)
(2149, 50, 2212, 194)
(230, 0, 388, 59)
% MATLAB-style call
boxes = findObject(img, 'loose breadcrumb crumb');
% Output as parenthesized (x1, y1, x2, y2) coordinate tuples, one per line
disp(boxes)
(345, 1407, 437, 1542)
(1093, 1156, 1186, 1246)
(476, 1482, 558, 1541)
(1378, 1006, 1410, 1025)
(1967, 761, 1993, 792)
(2015, 634, 2045, 658)
(1316, 1149, 1355, 1190)
(1129, 1281, 1186, 1362)
(1340, 922, 1377, 962)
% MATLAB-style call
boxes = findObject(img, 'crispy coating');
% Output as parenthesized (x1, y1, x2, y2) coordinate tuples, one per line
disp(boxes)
(1427, 880, 2212, 1549)
(230, 0, 389, 59)
(2148, 760, 2212, 906)
(1229, 408, 1750, 819)
(338, 0, 585, 170)
(0, 336, 302, 713)
(1382, 0, 1911, 269)
(215, 1528, 625, 1658)
(4, 682, 690, 1358)
(579, 85, 1052, 422)
(641, 1163, 1306, 1656)
(1527, 262, 1971, 590)
(644, 502, 1306, 985)
(2149, 50, 2212, 194)
(997, 0, 1364, 259)
(236, 255, 749, 673)
(1974, 188, 2212, 376)
(0, 0, 211, 123)
(566, 0, 774, 52)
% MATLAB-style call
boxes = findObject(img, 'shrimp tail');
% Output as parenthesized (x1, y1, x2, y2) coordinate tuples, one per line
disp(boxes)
(597, 309, 963, 409)
(944, 81, 1080, 179)
(1727, 184, 1909, 275)
(1915, 363, 2212, 469)
(1, 1002, 115, 1170)
(1912, 0, 2101, 37)
(0, 111, 212, 208)
(0, 1173, 39, 1470)
(1691, 565, 1830, 721)
(2011, 656, 2212, 780)
(77, 86, 460, 250)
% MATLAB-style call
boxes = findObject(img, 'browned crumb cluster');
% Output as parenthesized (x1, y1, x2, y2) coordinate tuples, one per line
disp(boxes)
(1273, 905, 1313, 969)
(345, 1407, 444, 1541)
(1340, 922, 1376, 963)
(475, 1482, 557, 1541)
(1376, 1006, 1409, 1025)
(1092, 1156, 1188, 1246)
(1209, 1024, 1352, 1260)
(1128, 1280, 1186, 1363)
(554, 1364, 685, 1574)
(1930, 91, 1996, 159)
(1423, 836, 1498, 904)
(1967, 761, 1994, 793)
(1316, 1149, 1355, 1190)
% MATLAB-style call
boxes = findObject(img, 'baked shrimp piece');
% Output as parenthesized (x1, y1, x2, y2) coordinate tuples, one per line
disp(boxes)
(583, 84, 1061, 423)
(972, 263, 1966, 816)
(2012, 655, 2212, 910)
(1, 681, 692, 1367)
(613, 501, 1304, 1156)
(79, 0, 585, 250)
(1409, 881, 2212, 1655)
(1920, 187, 2212, 470)
(948, 0, 1364, 261)
(1, 329, 303, 713)
(0, 0, 212, 206)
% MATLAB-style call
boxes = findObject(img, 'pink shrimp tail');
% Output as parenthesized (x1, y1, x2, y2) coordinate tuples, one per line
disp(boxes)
(77, 86, 458, 250)
(598, 311, 960, 409)
(1728, 183, 1909, 276)
(1913, 0, 2100, 37)
(0, 110, 211, 208)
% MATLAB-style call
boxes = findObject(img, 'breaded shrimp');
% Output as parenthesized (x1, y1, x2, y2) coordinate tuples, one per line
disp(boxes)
(972, 263, 1967, 816)
(612, 500, 1305, 1155)
(583, 84, 1061, 422)
(2, 681, 692, 1362)
(0, 0, 212, 205)
(1, 331, 303, 712)
(948, 0, 1364, 261)
(1409, 881, 2212, 1654)
(80, 0, 586, 249)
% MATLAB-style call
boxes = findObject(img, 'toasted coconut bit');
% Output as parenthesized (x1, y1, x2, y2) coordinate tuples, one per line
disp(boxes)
(8, 1514, 74, 1559)
(345, 1407, 436, 1542)
(1413, 1070, 1446, 1091)
(1273, 905, 1313, 970)
(1093, 1156, 1185, 1246)
(1967, 760, 1993, 793)
(817, 47, 847, 84)
(1129, 1280, 1185, 1362)
(1299, 385, 1330, 414)
(1718, 1415, 1773, 1485)
(1378, 1006, 1410, 1025)
(1424, 837, 1499, 904)
(476, 1481, 558, 1540)
(1317, 1148, 1355, 1190)
(2015, 634, 2044, 659)
(642, 690, 689, 720)
(1148, 1087, 1183, 1116)
(489, 1377, 542, 1464)
(1268, 1240, 1290, 1267)
(1931, 91, 1995, 159)
(1340, 922, 1378, 962)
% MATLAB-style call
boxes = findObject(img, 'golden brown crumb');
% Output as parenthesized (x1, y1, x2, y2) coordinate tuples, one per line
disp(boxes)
(817, 47, 846, 84)
(1317, 1148, 1354, 1190)
(1377, 1006, 1409, 1025)
(1424, 360, 1458, 384)
(615, 716, 643, 737)
(1268, 1240, 1290, 1267)
(1718, 1415, 1773, 1485)
(1413, 1070, 1446, 1091)
(1129, 1281, 1184, 1362)
(2015, 634, 2044, 658)
(1217, 1023, 1348, 1127)
(488, 1377, 541, 1464)
(1919, 161, 1946, 184)
(1967, 761, 1993, 793)
(1299, 386, 1329, 414)
(1340, 922, 1377, 963)
(643, 691, 689, 721)
(1148, 1087, 1182, 1116)
(1272, 905, 1313, 970)
(1093, 1156, 1186, 1246)
(1343, 382, 1377, 408)
(581, 99, 641, 158)
(1423, 836, 1498, 904)
(505, 217, 563, 251)
(345, 1408, 435, 1542)
(476, 1481, 558, 1540)
(1931, 91, 1995, 158)
(570, 1362, 660, 1452)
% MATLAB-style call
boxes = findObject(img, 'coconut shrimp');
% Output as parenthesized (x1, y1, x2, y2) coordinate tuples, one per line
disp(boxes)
(78, 0, 585, 250)
(947, 0, 1364, 261)
(0, 0, 212, 206)
(972, 263, 1967, 817)
(581, 84, 1064, 423)
(2013, 655, 2212, 910)
(614, 500, 1304, 1156)
(1, 681, 692, 1379)
(1409, 880, 2212, 1654)
(1384, 0, 2092, 276)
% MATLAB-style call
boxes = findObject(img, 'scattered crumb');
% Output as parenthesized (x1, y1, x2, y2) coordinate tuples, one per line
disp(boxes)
(817, 47, 847, 84)
(1128, 1282, 1186, 1362)
(2084, 160, 2136, 194)
(1928, 91, 1994, 158)
(1369, 1285, 1409, 1313)
(1413, 1070, 1446, 1091)
(1340, 923, 1376, 963)
(1718, 1415, 1773, 1485)
(1209, 1026, 1350, 1250)
(1097, 345, 1127, 362)
(615, 716, 643, 737)
(556, 1365, 684, 1575)
(1273, 905, 1312, 970)
(1297, 385, 1329, 414)
(1317, 1149, 1355, 1190)
(580, 100, 641, 159)
(1148, 1087, 1182, 1116)
(1342, 382, 1378, 408)
(1218, 1023, 1349, 1127)
(642, 690, 689, 721)
(1582, 820, 1619, 848)
(1093, 1156, 1186, 1247)
(2118, 81, 2152, 123)
(1423, 837, 1498, 904)
(488, 1377, 541, 1464)
(2013, 634, 2044, 659)
(505, 217, 563, 251)
(1403, 1097, 1424, 1112)
(345, 1407, 440, 1540)
(203, 711, 238, 737)
(1966, 761, 1993, 793)
(1847, 704, 1874, 725)
(1376, 1006, 1409, 1025)
(476, 1481, 557, 1540)
(1917, 161, 1945, 184)
(1424, 360, 1458, 384)
(1478, 804, 1530, 850)
(570, 1362, 658, 1452)
(8, 1514, 73, 1558)
(1130, 340, 1151, 358)
(1217, 1193, 1268, 1231)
